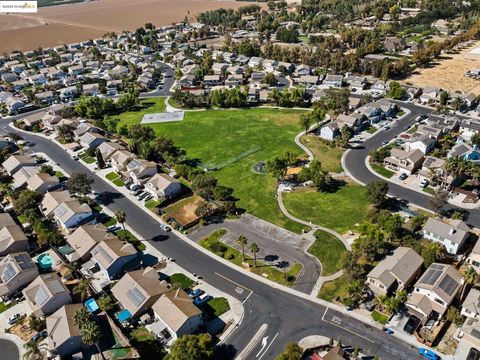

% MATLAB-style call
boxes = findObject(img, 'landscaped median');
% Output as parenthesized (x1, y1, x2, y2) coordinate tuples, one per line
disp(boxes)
(198, 229, 302, 287)
(105, 171, 125, 187)
(308, 231, 347, 276)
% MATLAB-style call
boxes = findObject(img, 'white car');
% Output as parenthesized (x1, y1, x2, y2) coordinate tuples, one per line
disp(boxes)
(8, 313, 24, 325)
(420, 179, 430, 188)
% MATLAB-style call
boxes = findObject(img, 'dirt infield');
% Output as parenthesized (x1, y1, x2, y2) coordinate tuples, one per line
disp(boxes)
(405, 40, 480, 95)
(0, 0, 254, 53)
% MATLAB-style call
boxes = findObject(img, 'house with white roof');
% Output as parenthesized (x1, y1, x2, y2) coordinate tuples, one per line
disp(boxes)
(422, 217, 470, 255)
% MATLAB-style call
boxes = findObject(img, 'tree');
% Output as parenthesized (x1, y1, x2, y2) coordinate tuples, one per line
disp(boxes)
(387, 81, 406, 100)
(56, 124, 75, 142)
(97, 294, 116, 312)
(237, 235, 248, 260)
(14, 189, 43, 216)
(23, 340, 47, 360)
(276, 343, 303, 360)
(264, 72, 278, 86)
(28, 314, 46, 332)
(471, 133, 480, 147)
(67, 172, 94, 195)
(429, 189, 448, 214)
(167, 333, 214, 360)
(446, 307, 464, 326)
(265, 156, 288, 181)
(421, 241, 444, 267)
(249, 242, 259, 267)
(95, 148, 106, 169)
(117, 91, 139, 111)
(194, 200, 214, 218)
(366, 180, 388, 208)
(80, 320, 102, 346)
(74, 307, 91, 328)
(460, 266, 479, 301)
(73, 278, 92, 301)
(191, 174, 217, 199)
(298, 112, 313, 134)
(298, 160, 328, 190)
(115, 210, 126, 230)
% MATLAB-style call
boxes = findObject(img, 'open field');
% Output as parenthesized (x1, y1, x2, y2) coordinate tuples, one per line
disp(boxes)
(118, 102, 306, 233)
(282, 183, 369, 234)
(299, 134, 344, 173)
(307, 231, 346, 276)
(0, 0, 254, 53)
(405, 40, 480, 95)
(163, 195, 202, 227)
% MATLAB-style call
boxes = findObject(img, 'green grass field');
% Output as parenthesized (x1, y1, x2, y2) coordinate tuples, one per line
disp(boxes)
(115, 229, 145, 251)
(308, 231, 347, 276)
(283, 184, 369, 234)
(371, 310, 389, 324)
(168, 273, 194, 290)
(371, 163, 395, 178)
(299, 135, 344, 173)
(114, 97, 167, 128)
(117, 102, 307, 233)
(206, 297, 230, 317)
(318, 273, 349, 302)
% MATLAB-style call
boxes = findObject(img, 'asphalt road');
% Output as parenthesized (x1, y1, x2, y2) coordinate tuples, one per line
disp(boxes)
(0, 117, 424, 360)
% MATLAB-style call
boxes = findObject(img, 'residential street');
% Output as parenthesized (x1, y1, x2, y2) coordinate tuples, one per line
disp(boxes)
(0, 116, 423, 359)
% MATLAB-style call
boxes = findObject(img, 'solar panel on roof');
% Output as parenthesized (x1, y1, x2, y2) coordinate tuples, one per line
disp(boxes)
(36, 286, 49, 305)
(1, 263, 17, 283)
(421, 268, 443, 285)
(127, 287, 146, 307)
(439, 274, 458, 296)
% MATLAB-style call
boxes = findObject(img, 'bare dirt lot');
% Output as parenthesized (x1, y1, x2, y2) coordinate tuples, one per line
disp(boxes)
(406, 40, 480, 95)
(0, 0, 252, 53)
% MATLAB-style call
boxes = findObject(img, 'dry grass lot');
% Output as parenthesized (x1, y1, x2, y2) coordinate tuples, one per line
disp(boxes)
(0, 0, 255, 53)
(163, 195, 202, 226)
(406, 40, 480, 95)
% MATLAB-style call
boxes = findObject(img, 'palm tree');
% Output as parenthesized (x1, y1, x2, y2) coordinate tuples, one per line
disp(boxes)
(237, 235, 248, 260)
(73, 278, 92, 301)
(23, 340, 47, 360)
(74, 307, 91, 328)
(249, 242, 259, 267)
(80, 321, 101, 346)
(460, 266, 479, 301)
(115, 210, 126, 230)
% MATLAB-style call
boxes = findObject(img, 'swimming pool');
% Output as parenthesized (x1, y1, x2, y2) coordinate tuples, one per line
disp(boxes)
(115, 309, 132, 322)
(37, 253, 53, 270)
(84, 298, 99, 313)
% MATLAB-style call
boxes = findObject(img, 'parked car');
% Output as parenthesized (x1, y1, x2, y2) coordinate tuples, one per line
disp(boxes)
(188, 289, 204, 299)
(71, 155, 79, 161)
(136, 191, 147, 198)
(107, 225, 121, 233)
(194, 293, 213, 306)
(383, 125, 390, 130)
(8, 313, 24, 325)
(132, 189, 143, 196)
(467, 348, 480, 360)
(138, 192, 149, 200)
(399, 173, 408, 180)
(382, 140, 389, 145)
(143, 194, 153, 202)
(160, 224, 171, 232)
(30, 330, 47, 342)
(419, 348, 441, 360)
(128, 184, 140, 191)
(420, 179, 430, 188)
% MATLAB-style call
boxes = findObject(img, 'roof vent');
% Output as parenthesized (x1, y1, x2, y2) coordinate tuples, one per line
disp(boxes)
(449, 228, 456, 235)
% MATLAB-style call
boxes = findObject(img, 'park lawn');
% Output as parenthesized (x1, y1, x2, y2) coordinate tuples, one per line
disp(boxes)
(299, 134, 344, 173)
(168, 273, 194, 290)
(119, 104, 306, 233)
(371, 163, 394, 178)
(371, 310, 389, 324)
(308, 231, 347, 276)
(318, 273, 349, 303)
(115, 229, 145, 251)
(206, 297, 230, 317)
(283, 184, 369, 234)
(199, 229, 302, 287)
(115, 97, 167, 128)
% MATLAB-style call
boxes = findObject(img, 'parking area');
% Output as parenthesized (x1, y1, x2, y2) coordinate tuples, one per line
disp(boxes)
(0, 301, 30, 332)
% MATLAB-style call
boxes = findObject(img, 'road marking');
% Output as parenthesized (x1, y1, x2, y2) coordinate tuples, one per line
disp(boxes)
(255, 336, 268, 357)
(235, 324, 268, 360)
(235, 286, 244, 294)
(258, 332, 279, 360)
(322, 307, 328, 320)
(242, 290, 253, 304)
(322, 316, 375, 344)
(332, 316, 342, 324)
(215, 272, 253, 292)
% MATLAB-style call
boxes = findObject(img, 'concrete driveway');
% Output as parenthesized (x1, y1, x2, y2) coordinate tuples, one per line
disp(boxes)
(0, 301, 30, 332)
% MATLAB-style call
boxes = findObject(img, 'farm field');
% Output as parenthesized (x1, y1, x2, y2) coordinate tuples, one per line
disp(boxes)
(282, 183, 369, 234)
(117, 102, 306, 233)
(0, 0, 254, 53)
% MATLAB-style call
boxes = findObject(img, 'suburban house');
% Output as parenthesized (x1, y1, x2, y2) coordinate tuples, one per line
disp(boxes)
(336, 113, 367, 133)
(466, 239, 480, 273)
(12, 166, 40, 188)
(459, 118, 480, 141)
(97, 141, 125, 160)
(65, 223, 117, 262)
(418, 156, 457, 187)
(366, 247, 423, 296)
(126, 159, 157, 185)
(111, 267, 169, 319)
(46, 303, 83, 357)
(319, 122, 340, 141)
(406, 263, 463, 323)
(79, 132, 106, 149)
(0, 252, 39, 297)
(27, 172, 60, 194)
(52, 200, 93, 231)
(150, 289, 203, 341)
(110, 150, 135, 172)
(447, 143, 480, 161)
(383, 148, 425, 175)
(422, 217, 471, 255)
(23, 273, 72, 316)
(323, 74, 343, 88)
(404, 133, 436, 154)
(41, 190, 72, 218)
(384, 37, 407, 52)
(2, 154, 36, 175)
(90, 238, 138, 281)
(461, 288, 480, 318)
(459, 317, 480, 348)
(0, 221, 29, 256)
(145, 173, 182, 199)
